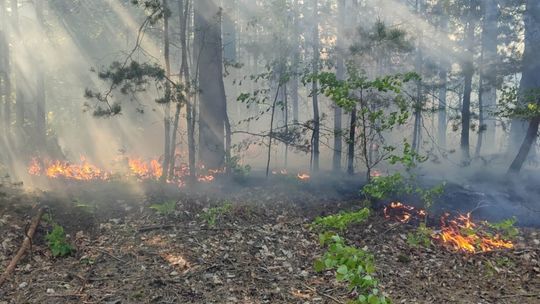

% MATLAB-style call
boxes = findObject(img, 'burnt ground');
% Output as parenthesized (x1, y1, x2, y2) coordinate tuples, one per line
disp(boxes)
(0, 177, 539, 304)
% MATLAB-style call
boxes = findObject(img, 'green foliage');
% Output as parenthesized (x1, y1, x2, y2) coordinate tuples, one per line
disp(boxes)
(46, 224, 74, 257)
(149, 200, 177, 215)
(312, 208, 371, 231)
(487, 217, 519, 240)
(201, 203, 233, 227)
(497, 85, 540, 119)
(315, 234, 391, 304)
(362, 173, 404, 200)
(406, 223, 433, 248)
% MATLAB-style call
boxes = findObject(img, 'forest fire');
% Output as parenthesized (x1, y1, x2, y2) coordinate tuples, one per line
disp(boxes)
(436, 213, 514, 254)
(296, 173, 310, 181)
(383, 202, 426, 223)
(27, 157, 224, 185)
(28, 157, 109, 181)
(383, 203, 514, 253)
(128, 158, 163, 180)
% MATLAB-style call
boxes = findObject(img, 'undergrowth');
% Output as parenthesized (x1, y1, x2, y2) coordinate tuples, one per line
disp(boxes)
(311, 208, 371, 231)
(46, 224, 74, 257)
(201, 202, 233, 227)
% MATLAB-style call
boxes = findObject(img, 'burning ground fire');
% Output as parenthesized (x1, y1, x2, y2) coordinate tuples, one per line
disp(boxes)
(28, 157, 220, 185)
(271, 169, 311, 181)
(384, 202, 514, 254)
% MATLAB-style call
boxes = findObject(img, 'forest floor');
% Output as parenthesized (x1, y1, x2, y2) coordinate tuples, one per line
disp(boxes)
(0, 177, 539, 304)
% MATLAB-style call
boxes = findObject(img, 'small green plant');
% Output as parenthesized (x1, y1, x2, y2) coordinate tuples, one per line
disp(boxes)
(311, 208, 371, 231)
(227, 155, 251, 179)
(201, 203, 233, 227)
(149, 200, 177, 215)
(406, 223, 433, 248)
(46, 224, 74, 257)
(487, 217, 519, 240)
(315, 234, 391, 304)
(362, 173, 404, 200)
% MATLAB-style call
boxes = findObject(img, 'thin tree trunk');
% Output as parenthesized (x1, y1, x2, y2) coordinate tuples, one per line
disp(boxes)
(507, 0, 540, 174)
(461, 8, 475, 162)
(508, 117, 540, 174)
(479, 0, 499, 152)
(311, 0, 320, 173)
(266, 85, 281, 177)
(437, 6, 448, 150)
(347, 105, 357, 175)
(291, 0, 300, 124)
(333, 0, 345, 172)
(160, 0, 172, 182)
(412, 0, 423, 154)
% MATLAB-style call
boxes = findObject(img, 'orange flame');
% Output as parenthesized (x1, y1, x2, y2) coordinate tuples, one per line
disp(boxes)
(297, 173, 310, 181)
(436, 213, 514, 254)
(32, 157, 109, 181)
(383, 202, 425, 223)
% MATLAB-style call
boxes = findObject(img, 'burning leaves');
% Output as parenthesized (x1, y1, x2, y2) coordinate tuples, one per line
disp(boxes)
(436, 213, 514, 254)
(383, 202, 515, 254)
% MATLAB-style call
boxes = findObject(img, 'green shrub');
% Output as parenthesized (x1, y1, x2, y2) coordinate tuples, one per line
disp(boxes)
(406, 223, 432, 248)
(312, 208, 371, 231)
(46, 224, 74, 257)
(315, 233, 391, 304)
(201, 203, 233, 227)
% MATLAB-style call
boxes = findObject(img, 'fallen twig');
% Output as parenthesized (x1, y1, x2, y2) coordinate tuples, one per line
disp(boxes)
(301, 282, 345, 304)
(0, 207, 46, 287)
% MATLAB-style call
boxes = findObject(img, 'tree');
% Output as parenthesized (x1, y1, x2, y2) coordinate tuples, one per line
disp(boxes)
(507, 0, 540, 174)
(311, 0, 320, 172)
(194, 0, 227, 169)
(476, 0, 499, 155)
(460, 0, 477, 162)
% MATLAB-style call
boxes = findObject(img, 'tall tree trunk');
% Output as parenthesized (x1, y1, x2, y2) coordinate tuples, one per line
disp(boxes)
(195, 0, 226, 169)
(311, 0, 320, 173)
(478, 0, 499, 153)
(291, 0, 300, 124)
(333, 0, 346, 172)
(160, 0, 172, 182)
(35, 0, 46, 149)
(347, 106, 357, 175)
(169, 0, 191, 179)
(507, 0, 540, 174)
(11, 0, 24, 135)
(460, 6, 475, 162)
(437, 6, 448, 150)
(411, 0, 423, 154)
(0, 0, 10, 136)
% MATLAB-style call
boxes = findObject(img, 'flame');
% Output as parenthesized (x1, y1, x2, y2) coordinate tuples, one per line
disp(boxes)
(370, 170, 382, 177)
(297, 173, 310, 181)
(383, 202, 425, 223)
(383, 204, 514, 254)
(436, 213, 514, 254)
(128, 158, 162, 179)
(30, 157, 109, 181)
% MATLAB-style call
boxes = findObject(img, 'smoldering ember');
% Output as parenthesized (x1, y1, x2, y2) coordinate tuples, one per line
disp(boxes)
(0, 1, 540, 303)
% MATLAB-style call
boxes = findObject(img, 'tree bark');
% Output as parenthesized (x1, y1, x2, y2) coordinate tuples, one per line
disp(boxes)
(333, 0, 346, 172)
(194, 0, 226, 169)
(160, 0, 172, 182)
(347, 105, 357, 175)
(460, 7, 475, 162)
(507, 0, 540, 173)
(311, 0, 320, 173)
(477, 0, 499, 153)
